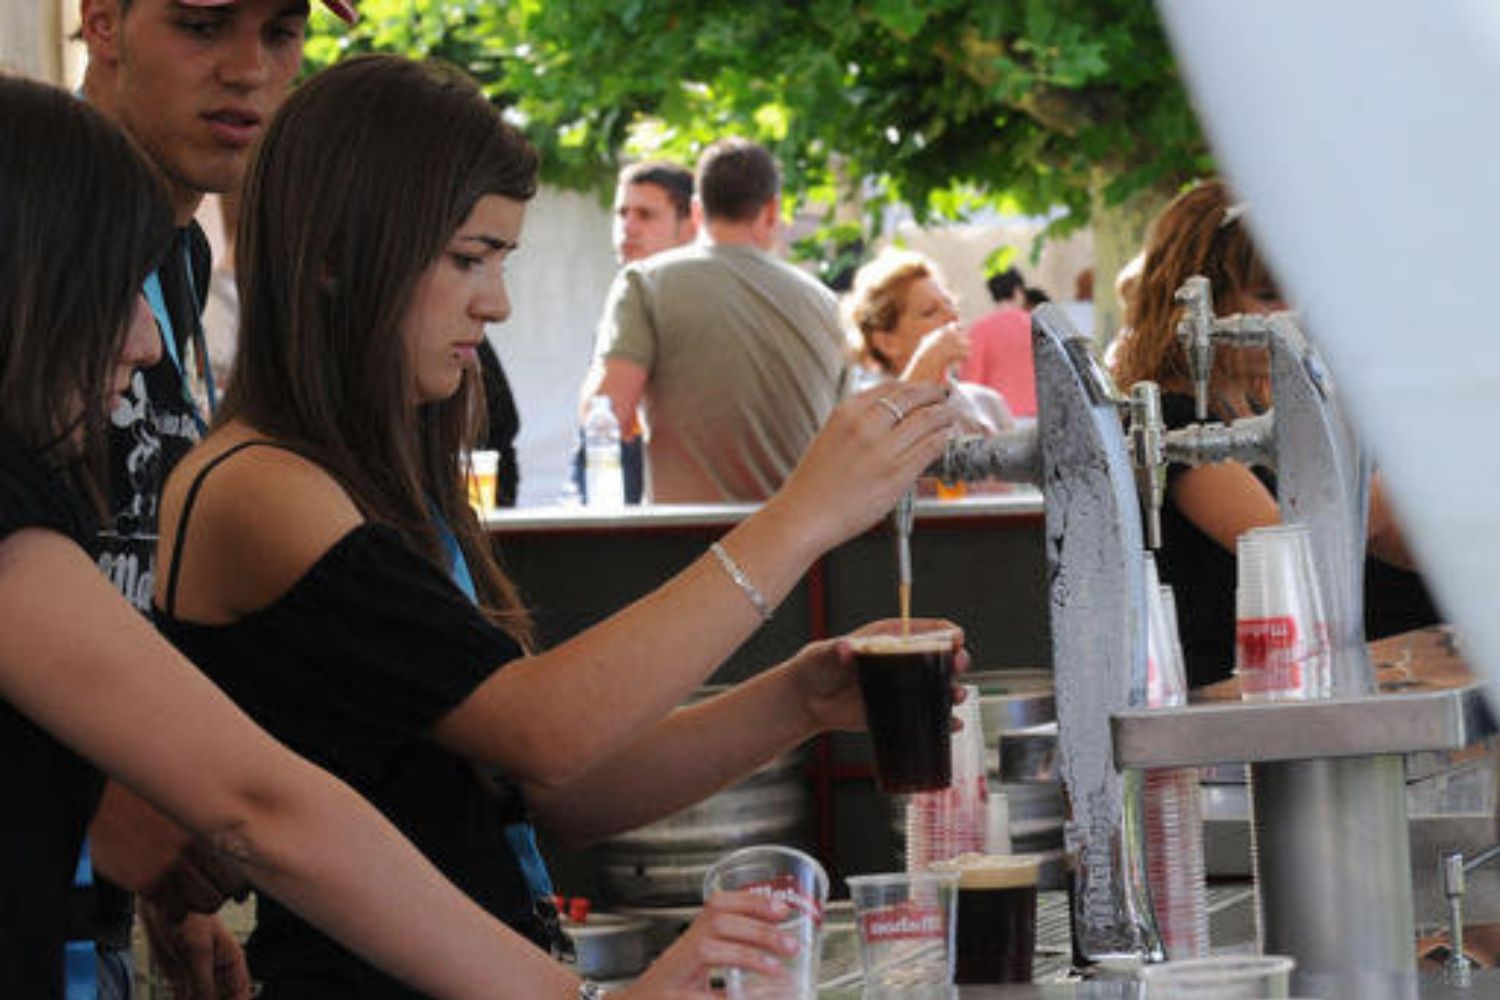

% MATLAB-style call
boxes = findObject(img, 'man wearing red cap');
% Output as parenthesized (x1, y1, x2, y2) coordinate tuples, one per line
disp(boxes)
(73, 3, 355, 996)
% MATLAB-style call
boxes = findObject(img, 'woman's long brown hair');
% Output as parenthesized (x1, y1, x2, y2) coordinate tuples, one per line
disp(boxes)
(1112, 179, 1280, 394)
(0, 75, 173, 514)
(223, 55, 537, 643)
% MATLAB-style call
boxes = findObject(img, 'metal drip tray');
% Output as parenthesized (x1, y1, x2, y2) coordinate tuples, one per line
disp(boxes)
(1113, 683, 1494, 768)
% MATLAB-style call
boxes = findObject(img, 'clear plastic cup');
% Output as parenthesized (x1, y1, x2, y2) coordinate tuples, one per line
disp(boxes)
(846, 870, 959, 998)
(1138, 954, 1295, 998)
(702, 845, 828, 999)
(1235, 526, 1325, 700)
(1145, 553, 1189, 709)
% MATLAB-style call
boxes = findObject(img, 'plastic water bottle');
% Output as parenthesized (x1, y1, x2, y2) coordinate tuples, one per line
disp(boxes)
(583, 396, 625, 509)
(1142, 556, 1210, 960)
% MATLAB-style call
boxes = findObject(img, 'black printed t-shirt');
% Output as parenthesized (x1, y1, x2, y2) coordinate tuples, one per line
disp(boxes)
(154, 524, 538, 998)
(1157, 392, 1440, 689)
(0, 440, 104, 999)
(96, 223, 210, 612)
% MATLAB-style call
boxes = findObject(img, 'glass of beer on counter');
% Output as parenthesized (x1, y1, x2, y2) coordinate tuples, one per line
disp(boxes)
(930, 853, 1041, 984)
(850, 631, 957, 793)
(465, 449, 500, 514)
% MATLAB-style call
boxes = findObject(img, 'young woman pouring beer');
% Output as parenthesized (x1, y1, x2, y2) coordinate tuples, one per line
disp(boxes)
(146, 55, 965, 996)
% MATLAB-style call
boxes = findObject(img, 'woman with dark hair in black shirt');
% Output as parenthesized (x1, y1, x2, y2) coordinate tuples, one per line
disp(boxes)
(154, 54, 964, 999)
(0, 73, 800, 1000)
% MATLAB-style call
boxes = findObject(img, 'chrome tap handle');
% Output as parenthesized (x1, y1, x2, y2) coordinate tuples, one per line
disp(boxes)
(1174, 275, 1217, 420)
(1128, 382, 1166, 549)
(891, 487, 915, 591)
(928, 426, 1042, 486)
(1162, 411, 1277, 470)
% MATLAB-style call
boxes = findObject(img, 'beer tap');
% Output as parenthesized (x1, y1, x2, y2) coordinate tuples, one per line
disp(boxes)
(891, 487, 915, 625)
(1113, 276, 1409, 996)
(1154, 274, 1372, 697)
(1175, 276, 1218, 420)
(1128, 383, 1166, 550)
(926, 304, 1163, 965)
(931, 425, 1041, 487)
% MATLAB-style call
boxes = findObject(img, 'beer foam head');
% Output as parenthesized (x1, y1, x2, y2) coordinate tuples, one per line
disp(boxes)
(930, 853, 1041, 889)
(847, 631, 955, 656)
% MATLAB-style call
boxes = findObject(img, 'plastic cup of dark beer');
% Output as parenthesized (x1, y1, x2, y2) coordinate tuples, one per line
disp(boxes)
(933, 853, 1041, 984)
(850, 631, 956, 794)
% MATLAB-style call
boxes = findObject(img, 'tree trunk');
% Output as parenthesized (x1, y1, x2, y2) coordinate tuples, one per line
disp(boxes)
(1087, 174, 1172, 356)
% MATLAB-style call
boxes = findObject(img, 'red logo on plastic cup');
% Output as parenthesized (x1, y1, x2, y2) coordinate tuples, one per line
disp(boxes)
(859, 902, 945, 943)
(743, 874, 823, 925)
(1236, 615, 1304, 695)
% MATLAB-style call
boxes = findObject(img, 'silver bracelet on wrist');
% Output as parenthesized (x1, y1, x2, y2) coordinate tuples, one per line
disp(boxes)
(710, 540, 773, 622)
(577, 980, 608, 999)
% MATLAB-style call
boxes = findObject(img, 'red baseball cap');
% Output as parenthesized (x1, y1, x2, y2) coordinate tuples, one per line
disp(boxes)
(179, 0, 359, 25)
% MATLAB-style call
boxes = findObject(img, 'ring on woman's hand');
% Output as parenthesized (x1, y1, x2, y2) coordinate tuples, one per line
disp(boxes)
(877, 396, 906, 425)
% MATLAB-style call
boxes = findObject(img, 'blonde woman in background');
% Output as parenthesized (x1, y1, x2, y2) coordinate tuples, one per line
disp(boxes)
(845, 249, 1016, 436)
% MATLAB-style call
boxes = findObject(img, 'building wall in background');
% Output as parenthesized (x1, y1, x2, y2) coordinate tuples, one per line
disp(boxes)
(490, 187, 618, 507)
(1, 0, 65, 83)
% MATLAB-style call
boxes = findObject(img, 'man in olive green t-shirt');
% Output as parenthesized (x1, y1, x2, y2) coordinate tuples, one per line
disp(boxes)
(581, 138, 848, 503)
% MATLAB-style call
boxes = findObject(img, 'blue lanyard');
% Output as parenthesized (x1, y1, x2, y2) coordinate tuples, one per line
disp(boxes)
(432, 509, 554, 899)
(64, 843, 97, 996)
(143, 243, 217, 433)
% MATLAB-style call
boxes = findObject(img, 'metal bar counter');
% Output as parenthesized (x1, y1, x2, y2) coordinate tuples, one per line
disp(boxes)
(482, 491, 1044, 531)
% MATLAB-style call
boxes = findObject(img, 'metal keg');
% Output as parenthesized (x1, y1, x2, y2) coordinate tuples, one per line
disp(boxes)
(600, 750, 808, 906)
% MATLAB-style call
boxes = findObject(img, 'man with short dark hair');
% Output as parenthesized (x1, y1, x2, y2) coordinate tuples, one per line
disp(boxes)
(577, 160, 700, 504)
(75, 2, 356, 995)
(613, 160, 696, 264)
(582, 138, 847, 502)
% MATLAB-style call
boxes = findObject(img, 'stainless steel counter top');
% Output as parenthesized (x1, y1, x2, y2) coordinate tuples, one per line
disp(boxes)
(811, 887, 1500, 997)
(1113, 684, 1493, 768)
(483, 488, 1044, 533)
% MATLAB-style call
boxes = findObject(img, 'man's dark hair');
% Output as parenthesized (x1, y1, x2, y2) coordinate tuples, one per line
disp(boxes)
(696, 138, 780, 223)
(1024, 286, 1051, 308)
(986, 266, 1025, 304)
(619, 160, 693, 220)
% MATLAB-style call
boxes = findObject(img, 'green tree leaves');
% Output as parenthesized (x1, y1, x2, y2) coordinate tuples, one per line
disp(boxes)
(305, 0, 1206, 241)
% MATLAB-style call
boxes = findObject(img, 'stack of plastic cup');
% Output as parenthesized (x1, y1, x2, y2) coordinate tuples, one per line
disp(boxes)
(1141, 553, 1210, 960)
(905, 684, 988, 872)
(1235, 525, 1330, 701)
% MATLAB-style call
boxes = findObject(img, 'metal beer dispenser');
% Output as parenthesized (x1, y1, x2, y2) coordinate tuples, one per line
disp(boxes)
(1115, 276, 1491, 998)
(929, 302, 1166, 965)
(921, 292, 1493, 997)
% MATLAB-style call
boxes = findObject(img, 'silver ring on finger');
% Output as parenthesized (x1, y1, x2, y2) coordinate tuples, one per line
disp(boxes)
(877, 395, 906, 425)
